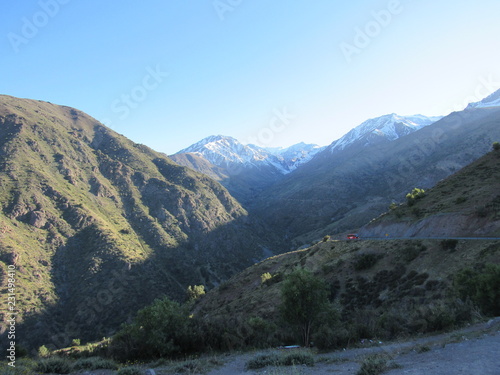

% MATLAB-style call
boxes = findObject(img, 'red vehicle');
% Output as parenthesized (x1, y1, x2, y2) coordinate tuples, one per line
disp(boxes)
(347, 234, 359, 239)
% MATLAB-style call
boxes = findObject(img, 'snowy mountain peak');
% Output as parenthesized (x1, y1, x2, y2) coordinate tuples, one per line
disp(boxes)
(466, 88, 500, 109)
(177, 135, 269, 167)
(329, 113, 441, 153)
(175, 136, 323, 175)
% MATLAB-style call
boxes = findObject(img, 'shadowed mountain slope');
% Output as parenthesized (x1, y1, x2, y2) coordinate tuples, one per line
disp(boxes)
(193, 151, 500, 347)
(0, 95, 277, 349)
(360, 147, 500, 237)
(252, 106, 500, 247)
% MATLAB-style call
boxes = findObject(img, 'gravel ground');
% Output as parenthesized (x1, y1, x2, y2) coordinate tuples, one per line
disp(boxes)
(205, 318, 500, 375)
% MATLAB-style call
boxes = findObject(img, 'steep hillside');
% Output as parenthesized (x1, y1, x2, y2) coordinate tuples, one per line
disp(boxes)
(360, 148, 500, 237)
(0, 95, 277, 349)
(193, 149, 500, 348)
(253, 105, 500, 247)
(195, 237, 500, 347)
(192, 154, 500, 347)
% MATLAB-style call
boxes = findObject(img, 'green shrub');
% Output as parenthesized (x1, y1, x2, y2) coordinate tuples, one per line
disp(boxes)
(357, 355, 388, 375)
(186, 285, 205, 302)
(110, 297, 194, 360)
(353, 253, 381, 271)
(2, 358, 37, 375)
(312, 304, 343, 350)
(261, 272, 273, 284)
(117, 366, 143, 375)
(401, 244, 426, 262)
(280, 352, 315, 367)
(172, 359, 203, 373)
(454, 264, 500, 316)
(417, 345, 431, 353)
(280, 269, 329, 346)
(71, 338, 81, 346)
(406, 188, 426, 206)
(245, 351, 314, 370)
(322, 235, 331, 242)
(357, 354, 399, 375)
(36, 357, 72, 374)
(440, 239, 458, 251)
(245, 316, 280, 348)
(246, 353, 281, 370)
(38, 345, 50, 358)
(71, 356, 118, 371)
(493, 142, 500, 151)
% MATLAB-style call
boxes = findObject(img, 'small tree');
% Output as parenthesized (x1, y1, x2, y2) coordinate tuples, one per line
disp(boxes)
(493, 142, 500, 151)
(187, 285, 205, 302)
(110, 297, 192, 359)
(454, 264, 500, 316)
(406, 188, 426, 206)
(280, 268, 329, 346)
(38, 345, 50, 358)
(261, 272, 272, 284)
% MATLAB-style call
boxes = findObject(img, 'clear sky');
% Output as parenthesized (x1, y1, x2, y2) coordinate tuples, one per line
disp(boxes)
(2, 0, 500, 154)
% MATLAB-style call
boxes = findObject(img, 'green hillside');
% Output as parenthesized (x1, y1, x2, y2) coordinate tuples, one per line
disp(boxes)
(192, 150, 500, 349)
(0, 95, 276, 349)
(360, 147, 500, 237)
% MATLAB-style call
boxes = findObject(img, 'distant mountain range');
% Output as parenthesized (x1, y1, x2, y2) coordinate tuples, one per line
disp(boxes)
(171, 136, 324, 203)
(171, 114, 440, 203)
(252, 92, 500, 246)
(174, 135, 324, 175)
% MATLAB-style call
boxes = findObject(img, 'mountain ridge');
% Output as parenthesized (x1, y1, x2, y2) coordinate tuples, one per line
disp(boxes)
(327, 113, 442, 153)
(0, 95, 278, 349)
(251, 104, 500, 246)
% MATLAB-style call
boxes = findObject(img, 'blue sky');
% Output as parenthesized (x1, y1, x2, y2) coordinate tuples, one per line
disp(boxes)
(2, 1, 500, 154)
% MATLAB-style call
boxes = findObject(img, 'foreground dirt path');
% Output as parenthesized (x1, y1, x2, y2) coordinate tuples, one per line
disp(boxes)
(206, 318, 500, 375)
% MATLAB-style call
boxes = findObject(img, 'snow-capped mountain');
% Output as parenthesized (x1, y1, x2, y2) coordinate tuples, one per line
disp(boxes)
(328, 113, 442, 153)
(466, 88, 500, 109)
(175, 135, 323, 175)
(173, 135, 324, 203)
(264, 142, 326, 172)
